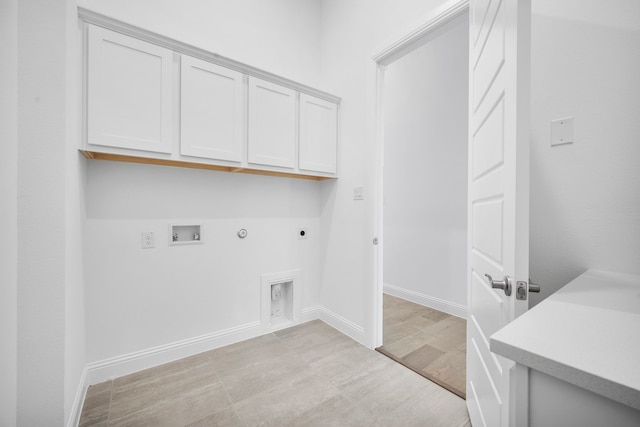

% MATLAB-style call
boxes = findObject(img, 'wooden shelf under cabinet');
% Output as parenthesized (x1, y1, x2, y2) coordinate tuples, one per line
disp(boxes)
(79, 150, 336, 181)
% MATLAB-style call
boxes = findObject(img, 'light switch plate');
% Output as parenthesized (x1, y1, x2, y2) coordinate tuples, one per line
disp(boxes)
(551, 117, 574, 146)
(353, 186, 364, 201)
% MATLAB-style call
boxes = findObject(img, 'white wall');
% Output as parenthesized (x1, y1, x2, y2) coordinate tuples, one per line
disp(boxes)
(79, 0, 326, 369)
(529, 0, 640, 305)
(85, 163, 322, 362)
(16, 0, 74, 424)
(383, 14, 468, 315)
(0, 0, 18, 424)
(318, 0, 461, 345)
(11, 1, 87, 425)
(64, 0, 87, 422)
(318, 0, 640, 340)
(16, 0, 67, 423)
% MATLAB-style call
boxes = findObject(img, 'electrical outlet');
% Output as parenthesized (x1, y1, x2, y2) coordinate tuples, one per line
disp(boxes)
(141, 232, 155, 249)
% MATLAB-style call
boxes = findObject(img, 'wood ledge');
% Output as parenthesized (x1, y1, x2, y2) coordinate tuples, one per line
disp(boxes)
(79, 150, 335, 181)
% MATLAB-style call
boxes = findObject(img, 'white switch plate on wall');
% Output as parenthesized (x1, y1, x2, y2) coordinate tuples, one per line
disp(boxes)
(551, 117, 574, 146)
(353, 186, 364, 201)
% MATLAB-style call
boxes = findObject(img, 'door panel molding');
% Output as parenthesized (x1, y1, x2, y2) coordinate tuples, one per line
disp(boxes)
(467, 0, 531, 425)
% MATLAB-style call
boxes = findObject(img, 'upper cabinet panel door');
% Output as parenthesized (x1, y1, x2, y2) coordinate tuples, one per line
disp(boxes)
(87, 25, 173, 154)
(180, 55, 244, 162)
(299, 94, 338, 174)
(247, 77, 296, 169)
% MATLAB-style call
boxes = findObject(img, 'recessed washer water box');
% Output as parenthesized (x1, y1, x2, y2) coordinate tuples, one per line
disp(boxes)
(269, 281, 292, 324)
(260, 270, 301, 331)
(169, 224, 203, 246)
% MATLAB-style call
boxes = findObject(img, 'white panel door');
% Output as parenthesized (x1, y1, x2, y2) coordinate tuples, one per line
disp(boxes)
(87, 25, 173, 153)
(466, 0, 531, 426)
(180, 55, 244, 162)
(299, 94, 338, 174)
(247, 77, 296, 169)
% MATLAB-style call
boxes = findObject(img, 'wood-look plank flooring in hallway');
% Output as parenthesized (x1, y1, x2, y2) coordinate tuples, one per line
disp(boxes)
(377, 294, 467, 398)
(79, 320, 470, 426)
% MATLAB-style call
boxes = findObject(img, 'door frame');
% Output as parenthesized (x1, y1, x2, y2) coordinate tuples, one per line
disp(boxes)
(368, 0, 470, 349)
(368, 0, 532, 424)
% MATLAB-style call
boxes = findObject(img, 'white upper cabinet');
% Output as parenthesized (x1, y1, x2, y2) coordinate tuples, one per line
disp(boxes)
(180, 55, 244, 162)
(247, 77, 296, 169)
(81, 14, 340, 179)
(87, 25, 173, 154)
(299, 94, 338, 174)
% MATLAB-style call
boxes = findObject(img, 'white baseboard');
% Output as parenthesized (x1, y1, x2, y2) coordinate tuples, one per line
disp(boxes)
(259, 305, 322, 335)
(69, 294, 459, 424)
(301, 305, 322, 321)
(75, 304, 363, 424)
(67, 366, 88, 427)
(318, 306, 366, 344)
(384, 283, 467, 319)
(85, 306, 324, 387)
(86, 320, 262, 386)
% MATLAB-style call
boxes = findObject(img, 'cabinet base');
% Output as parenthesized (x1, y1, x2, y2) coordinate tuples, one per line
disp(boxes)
(80, 150, 335, 181)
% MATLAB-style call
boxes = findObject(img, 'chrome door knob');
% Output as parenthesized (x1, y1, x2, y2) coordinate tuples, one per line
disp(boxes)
(485, 274, 512, 296)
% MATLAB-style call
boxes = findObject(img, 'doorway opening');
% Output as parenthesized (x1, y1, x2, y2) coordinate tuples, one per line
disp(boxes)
(371, 3, 469, 399)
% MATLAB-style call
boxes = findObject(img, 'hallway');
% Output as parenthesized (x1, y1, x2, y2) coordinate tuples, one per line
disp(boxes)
(378, 294, 466, 398)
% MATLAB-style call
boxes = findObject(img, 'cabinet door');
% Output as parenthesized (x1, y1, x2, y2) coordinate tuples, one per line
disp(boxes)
(299, 94, 338, 174)
(180, 55, 243, 162)
(247, 77, 296, 168)
(87, 25, 173, 153)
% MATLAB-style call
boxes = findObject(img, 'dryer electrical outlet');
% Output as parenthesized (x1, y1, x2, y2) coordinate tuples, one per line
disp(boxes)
(297, 228, 308, 239)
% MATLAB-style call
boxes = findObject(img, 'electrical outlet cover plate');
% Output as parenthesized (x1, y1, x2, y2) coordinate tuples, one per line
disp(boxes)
(141, 231, 155, 249)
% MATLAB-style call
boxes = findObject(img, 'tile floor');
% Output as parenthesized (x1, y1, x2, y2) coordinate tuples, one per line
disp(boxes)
(378, 294, 467, 398)
(79, 320, 470, 426)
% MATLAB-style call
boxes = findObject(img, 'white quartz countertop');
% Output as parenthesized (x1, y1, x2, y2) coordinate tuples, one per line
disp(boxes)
(490, 270, 640, 410)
